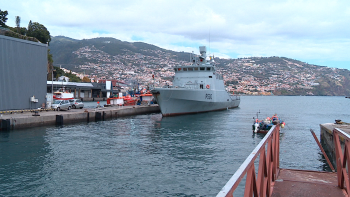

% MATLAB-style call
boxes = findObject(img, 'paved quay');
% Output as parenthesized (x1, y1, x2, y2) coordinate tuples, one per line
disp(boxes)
(0, 105, 160, 130)
(271, 169, 345, 197)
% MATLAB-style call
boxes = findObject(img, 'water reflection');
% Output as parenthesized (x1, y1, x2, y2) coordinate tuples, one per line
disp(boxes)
(0, 130, 10, 142)
(1, 96, 348, 196)
(252, 132, 266, 139)
(0, 128, 51, 196)
(145, 112, 226, 163)
(318, 152, 333, 172)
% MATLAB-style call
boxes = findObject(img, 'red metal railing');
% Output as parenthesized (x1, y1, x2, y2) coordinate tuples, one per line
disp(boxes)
(333, 128, 350, 195)
(217, 125, 280, 197)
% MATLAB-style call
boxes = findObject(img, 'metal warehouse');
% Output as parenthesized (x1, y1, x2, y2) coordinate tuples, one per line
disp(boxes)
(0, 35, 48, 111)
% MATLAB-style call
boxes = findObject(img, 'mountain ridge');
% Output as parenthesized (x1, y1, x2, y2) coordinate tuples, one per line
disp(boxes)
(49, 36, 350, 96)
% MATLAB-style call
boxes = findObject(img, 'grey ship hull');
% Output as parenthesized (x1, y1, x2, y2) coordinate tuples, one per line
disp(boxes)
(152, 88, 240, 116)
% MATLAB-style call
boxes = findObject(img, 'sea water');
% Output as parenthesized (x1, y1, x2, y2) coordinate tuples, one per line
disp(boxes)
(0, 96, 349, 196)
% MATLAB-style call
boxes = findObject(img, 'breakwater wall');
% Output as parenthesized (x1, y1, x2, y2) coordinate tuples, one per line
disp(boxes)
(0, 105, 160, 130)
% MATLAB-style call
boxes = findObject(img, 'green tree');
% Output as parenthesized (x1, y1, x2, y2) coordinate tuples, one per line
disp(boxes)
(27, 20, 32, 31)
(65, 72, 81, 82)
(27, 21, 51, 44)
(53, 66, 65, 79)
(47, 49, 54, 80)
(15, 16, 20, 33)
(0, 9, 8, 27)
(8, 26, 26, 35)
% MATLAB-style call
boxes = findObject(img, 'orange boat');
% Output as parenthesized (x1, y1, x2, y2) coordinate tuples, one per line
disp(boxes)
(123, 95, 138, 106)
(106, 94, 138, 106)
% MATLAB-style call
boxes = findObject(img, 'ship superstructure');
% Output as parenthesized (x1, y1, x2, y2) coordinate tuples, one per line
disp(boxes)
(151, 46, 240, 116)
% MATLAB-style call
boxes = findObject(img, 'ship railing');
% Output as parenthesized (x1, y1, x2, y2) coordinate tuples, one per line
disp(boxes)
(333, 128, 350, 196)
(217, 125, 280, 197)
(185, 84, 199, 89)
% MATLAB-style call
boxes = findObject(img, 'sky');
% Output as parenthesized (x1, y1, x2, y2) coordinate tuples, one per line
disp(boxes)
(3, 0, 350, 70)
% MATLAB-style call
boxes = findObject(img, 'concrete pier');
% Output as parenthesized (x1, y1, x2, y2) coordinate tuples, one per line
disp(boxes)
(320, 122, 350, 167)
(270, 123, 350, 196)
(0, 105, 160, 130)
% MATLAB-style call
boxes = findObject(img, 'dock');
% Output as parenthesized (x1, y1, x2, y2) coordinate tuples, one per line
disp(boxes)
(217, 125, 349, 197)
(271, 169, 344, 197)
(320, 122, 350, 165)
(0, 105, 160, 130)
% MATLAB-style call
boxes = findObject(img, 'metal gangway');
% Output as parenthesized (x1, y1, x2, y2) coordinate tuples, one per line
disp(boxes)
(217, 126, 349, 197)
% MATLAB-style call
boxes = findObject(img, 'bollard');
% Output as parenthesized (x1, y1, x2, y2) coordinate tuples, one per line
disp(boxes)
(56, 115, 63, 126)
(32, 111, 40, 116)
(95, 112, 101, 121)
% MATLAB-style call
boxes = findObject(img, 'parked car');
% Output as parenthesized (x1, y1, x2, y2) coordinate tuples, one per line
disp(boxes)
(51, 100, 71, 111)
(69, 99, 84, 109)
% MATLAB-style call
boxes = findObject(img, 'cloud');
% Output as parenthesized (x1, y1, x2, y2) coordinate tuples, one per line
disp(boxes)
(4, 0, 350, 69)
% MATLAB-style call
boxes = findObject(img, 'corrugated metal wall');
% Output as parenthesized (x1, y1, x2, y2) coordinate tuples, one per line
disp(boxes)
(0, 35, 48, 111)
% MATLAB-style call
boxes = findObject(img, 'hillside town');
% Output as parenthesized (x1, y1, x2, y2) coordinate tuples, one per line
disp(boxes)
(55, 43, 350, 96)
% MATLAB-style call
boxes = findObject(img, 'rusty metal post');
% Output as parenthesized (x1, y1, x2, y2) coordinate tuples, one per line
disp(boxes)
(310, 129, 335, 171)
(333, 130, 343, 188)
(257, 148, 267, 196)
(276, 125, 280, 169)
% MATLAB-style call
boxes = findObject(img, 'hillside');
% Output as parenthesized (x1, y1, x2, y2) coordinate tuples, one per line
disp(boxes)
(49, 36, 350, 96)
(50, 36, 190, 68)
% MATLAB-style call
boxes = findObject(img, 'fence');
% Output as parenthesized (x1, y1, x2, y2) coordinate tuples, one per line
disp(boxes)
(217, 125, 280, 197)
(333, 128, 350, 196)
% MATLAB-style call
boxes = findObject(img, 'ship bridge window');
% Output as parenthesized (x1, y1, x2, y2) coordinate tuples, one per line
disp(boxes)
(175, 68, 182, 72)
(200, 67, 205, 71)
(194, 67, 198, 71)
(206, 67, 211, 71)
(188, 68, 193, 71)
(209, 76, 212, 78)
(183, 68, 188, 71)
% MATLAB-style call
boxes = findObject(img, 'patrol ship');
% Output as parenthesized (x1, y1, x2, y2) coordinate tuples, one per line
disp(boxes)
(151, 46, 240, 116)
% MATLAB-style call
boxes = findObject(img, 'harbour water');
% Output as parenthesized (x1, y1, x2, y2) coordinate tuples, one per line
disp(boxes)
(0, 96, 348, 196)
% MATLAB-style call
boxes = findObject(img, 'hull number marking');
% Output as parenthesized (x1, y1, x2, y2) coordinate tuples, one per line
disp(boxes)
(205, 94, 212, 100)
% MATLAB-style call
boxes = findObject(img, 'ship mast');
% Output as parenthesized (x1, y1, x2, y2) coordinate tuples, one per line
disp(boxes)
(199, 46, 206, 63)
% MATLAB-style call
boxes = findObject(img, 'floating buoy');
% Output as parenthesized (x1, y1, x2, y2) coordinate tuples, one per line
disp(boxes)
(281, 122, 285, 128)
